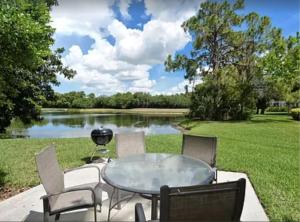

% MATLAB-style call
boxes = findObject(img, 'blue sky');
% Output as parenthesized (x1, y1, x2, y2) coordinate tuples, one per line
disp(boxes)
(51, 0, 299, 95)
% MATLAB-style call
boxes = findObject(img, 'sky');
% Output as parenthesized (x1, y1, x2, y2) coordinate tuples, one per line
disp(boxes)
(51, 0, 299, 96)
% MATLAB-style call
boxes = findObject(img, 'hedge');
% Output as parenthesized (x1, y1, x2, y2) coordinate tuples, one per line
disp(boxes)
(266, 106, 288, 112)
(290, 108, 300, 121)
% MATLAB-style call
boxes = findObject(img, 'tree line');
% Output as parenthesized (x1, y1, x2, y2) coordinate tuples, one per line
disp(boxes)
(43, 92, 191, 109)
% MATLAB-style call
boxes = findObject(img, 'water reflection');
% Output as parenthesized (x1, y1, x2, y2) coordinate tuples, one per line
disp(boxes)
(3, 112, 184, 138)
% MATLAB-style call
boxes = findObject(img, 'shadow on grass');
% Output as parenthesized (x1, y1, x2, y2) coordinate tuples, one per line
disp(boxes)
(181, 114, 293, 128)
(224, 113, 292, 124)
(264, 112, 289, 116)
(0, 169, 7, 187)
(282, 215, 299, 222)
(248, 119, 292, 124)
(81, 156, 107, 164)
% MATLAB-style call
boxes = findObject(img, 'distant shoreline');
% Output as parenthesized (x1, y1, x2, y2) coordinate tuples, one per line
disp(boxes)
(42, 108, 189, 116)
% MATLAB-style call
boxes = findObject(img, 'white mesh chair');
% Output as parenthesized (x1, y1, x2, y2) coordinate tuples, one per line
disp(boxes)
(35, 145, 104, 222)
(115, 131, 146, 158)
(182, 134, 218, 181)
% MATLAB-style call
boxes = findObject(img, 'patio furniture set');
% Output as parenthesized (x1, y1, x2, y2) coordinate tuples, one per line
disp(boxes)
(35, 131, 246, 222)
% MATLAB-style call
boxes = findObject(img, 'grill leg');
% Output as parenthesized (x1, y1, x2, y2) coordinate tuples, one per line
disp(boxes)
(90, 146, 97, 162)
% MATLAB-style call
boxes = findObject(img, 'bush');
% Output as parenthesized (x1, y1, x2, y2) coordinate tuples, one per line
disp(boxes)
(266, 106, 288, 112)
(189, 76, 253, 120)
(290, 108, 300, 121)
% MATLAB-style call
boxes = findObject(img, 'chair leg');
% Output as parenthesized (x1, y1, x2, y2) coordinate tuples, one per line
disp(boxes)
(116, 189, 121, 210)
(55, 213, 60, 221)
(43, 199, 50, 222)
(107, 187, 116, 222)
(94, 204, 97, 222)
(97, 204, 102, 212)
(43, 212, 49, 222)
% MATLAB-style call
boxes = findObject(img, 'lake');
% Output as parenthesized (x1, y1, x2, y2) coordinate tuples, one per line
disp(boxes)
(3, 111, 184, 138)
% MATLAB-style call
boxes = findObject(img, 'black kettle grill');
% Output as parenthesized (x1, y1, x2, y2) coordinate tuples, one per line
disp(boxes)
(91, 128, 113, 146)
(90, 127, 113, 162)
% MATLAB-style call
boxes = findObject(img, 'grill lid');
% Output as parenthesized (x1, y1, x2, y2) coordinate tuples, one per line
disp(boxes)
(91, 127, 113, 145)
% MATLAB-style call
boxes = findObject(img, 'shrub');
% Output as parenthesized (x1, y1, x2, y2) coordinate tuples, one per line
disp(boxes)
(290, 108, 300, 121)
(266, 106, 288, 112)
(189, 75, 253, 120)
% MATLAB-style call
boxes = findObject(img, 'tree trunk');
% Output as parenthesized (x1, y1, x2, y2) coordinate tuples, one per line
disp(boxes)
(240, 104, 244, 119)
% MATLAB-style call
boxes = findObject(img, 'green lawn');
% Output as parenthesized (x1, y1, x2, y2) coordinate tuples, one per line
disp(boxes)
(0, 114, 299, 221)
(181, 114, 300, 221)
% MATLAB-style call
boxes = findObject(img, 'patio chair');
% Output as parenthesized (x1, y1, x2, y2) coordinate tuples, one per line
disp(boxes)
(182, 134, 218, 181)
(35, 145, 103, 222)
(115, 131, 146, 158)
(135, 178, 246, 222)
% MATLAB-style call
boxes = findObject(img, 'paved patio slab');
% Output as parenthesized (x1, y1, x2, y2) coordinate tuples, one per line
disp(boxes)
(0, 163, 268, 221)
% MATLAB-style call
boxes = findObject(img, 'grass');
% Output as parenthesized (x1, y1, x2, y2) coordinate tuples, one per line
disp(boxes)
(0, 114, 299, 221)
(42, 108, 189, 116)
(0, 136, 182, 188)
(181, 114, 300, 221)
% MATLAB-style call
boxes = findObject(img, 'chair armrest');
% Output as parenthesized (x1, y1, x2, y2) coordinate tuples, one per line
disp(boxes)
(64, 165, 101, 182)
(135, 203, 146, 222)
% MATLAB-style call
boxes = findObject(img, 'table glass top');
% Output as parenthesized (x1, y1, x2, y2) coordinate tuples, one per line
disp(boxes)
(101, 153, 214, 194)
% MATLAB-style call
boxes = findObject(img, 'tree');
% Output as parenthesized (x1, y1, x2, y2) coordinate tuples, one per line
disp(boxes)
(165, 0, 276, 120)
(258, 31, 300, 111)
(0, 0, 75, 132)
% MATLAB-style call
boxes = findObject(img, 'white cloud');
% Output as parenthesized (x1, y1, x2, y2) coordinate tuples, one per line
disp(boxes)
(154, 78, 202, 95)
(64, 45, 83, 64)
(63, 45, 154, 94)
(108, 19, 190, 65)
(51, 0, 114, 37)
(171, 78, 202, 93)
(144, 0, 202, 22)
(119, 0, 132, 19)
(51, 0, 200, 95)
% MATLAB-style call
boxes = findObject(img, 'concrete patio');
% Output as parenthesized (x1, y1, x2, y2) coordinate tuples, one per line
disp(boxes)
(0, 162, 269, 221)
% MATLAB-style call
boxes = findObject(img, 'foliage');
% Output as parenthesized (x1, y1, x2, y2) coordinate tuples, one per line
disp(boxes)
(266, 106, 288, 113)
(43, 91, 191, 109)
(290, 108, 300, 121)
(0, 0, 75, 132)
(189, 66, 253, 120)
(0, 114, 299, 220)
(165, 0, 297, 120)
(257, 31, 300, 112)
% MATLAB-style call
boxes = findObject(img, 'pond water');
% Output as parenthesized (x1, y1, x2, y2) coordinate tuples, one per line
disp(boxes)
(3, 112, 184, 138)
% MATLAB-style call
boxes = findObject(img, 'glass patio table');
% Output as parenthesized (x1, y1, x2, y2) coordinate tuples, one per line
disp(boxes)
(101, 153, 215, 220)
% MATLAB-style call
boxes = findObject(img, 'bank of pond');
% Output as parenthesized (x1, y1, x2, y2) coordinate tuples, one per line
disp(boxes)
(1, 109, 187, 139)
